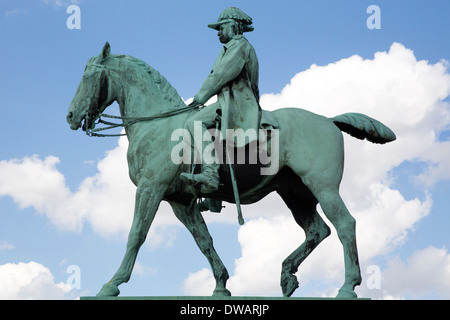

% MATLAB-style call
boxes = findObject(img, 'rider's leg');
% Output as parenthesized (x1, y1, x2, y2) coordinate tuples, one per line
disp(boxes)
(180, 103, 220, 193)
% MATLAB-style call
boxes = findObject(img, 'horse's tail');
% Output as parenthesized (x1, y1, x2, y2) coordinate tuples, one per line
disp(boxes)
(332, 113, 396, 144)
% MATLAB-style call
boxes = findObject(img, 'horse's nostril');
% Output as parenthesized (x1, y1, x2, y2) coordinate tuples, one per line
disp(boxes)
(67, 112, 73, 123)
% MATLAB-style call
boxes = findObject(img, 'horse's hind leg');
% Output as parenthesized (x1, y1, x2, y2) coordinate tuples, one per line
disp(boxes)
(278, 189, 331, 297)
(310, 185, 362, 298)
(170, 201, 231, 296)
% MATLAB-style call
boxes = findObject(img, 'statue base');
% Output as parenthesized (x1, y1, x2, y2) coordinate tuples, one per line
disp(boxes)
(80, 295, 370, 300)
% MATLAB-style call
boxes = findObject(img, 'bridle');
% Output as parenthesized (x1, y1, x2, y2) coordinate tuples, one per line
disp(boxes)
(83, 62, 200, 137)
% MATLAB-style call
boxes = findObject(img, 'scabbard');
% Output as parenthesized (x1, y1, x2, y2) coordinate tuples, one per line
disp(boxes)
(226, 146, 244, 225)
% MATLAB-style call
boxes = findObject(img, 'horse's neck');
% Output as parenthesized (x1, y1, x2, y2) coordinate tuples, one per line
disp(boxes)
(110, 66, 186, 139)
(118, 85, 166, 119)
(115, 84, 166, 135)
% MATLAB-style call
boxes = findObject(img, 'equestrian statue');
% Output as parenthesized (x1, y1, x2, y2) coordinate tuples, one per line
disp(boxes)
(66, 7, 396, 298)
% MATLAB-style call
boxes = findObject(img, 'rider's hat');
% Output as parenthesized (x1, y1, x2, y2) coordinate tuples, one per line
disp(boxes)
(208, 7, 254, 32)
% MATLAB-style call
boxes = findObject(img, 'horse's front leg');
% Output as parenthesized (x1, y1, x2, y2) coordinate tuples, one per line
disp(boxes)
(97, 179, 166, 297)
(170, 201, 231, 296)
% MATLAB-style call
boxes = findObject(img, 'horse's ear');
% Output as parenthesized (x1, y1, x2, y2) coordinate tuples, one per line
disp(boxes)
(99, 42, 111, 62)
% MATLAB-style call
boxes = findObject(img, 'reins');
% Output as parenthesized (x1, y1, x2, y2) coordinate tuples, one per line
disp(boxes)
(86, 104, 200, 137)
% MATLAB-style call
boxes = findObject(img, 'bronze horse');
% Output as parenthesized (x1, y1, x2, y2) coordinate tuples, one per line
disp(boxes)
(66, 43, 395, 298)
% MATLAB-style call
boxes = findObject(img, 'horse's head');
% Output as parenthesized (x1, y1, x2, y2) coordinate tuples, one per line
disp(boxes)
(67, 42, 114, 131)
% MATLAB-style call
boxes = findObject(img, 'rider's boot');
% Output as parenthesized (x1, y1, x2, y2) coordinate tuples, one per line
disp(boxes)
(180, 163, 219, 194)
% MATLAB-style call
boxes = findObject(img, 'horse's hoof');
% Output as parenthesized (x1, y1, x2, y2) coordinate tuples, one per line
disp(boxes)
(281, 273, 299, 297)
(212, 287, 231, 297)
(336, 288, 357, 299)
(96, 283, 120, 297)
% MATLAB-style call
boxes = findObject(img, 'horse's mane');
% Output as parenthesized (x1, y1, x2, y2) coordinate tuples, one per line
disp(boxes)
(112, 54, 186, 109)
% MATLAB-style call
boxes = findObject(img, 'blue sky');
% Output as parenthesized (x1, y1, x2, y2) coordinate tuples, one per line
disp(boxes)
(1, 0, 449, 299)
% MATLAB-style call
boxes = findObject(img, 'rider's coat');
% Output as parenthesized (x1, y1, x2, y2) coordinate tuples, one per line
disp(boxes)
(194, 35, 261, 147)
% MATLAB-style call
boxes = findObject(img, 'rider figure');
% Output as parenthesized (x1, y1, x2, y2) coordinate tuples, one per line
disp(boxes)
(180, 7, 261, 194)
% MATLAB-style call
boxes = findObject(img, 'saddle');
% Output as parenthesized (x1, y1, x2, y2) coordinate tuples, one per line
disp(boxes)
(185, 110, 279, 216)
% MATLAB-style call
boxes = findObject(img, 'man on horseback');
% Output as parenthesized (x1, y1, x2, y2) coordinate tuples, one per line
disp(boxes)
(180, 7, 261, 194)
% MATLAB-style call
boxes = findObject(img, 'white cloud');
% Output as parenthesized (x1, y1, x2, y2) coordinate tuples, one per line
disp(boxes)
(73, 135, 136, 236)
(228, 216, 305, 296)
(132, 261, 158, 277)
(182, 268, 216, 296)
(354, 184, 432, 259)
(381, 246, 450, 299)
(0, 155, 79, 230)
(261, 43, 450, 188)
(355, 246, 450, 299)
(413, 141, 450, 186)
(0, 262, 73, 299)
(0, 137, 134, 237)
(0, 134, 180, 240)
(5, 8, 21, 17)
(0, 241, 14, 251)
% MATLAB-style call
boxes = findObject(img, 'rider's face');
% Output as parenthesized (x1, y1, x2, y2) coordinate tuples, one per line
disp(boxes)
(218, 23, 236, 44)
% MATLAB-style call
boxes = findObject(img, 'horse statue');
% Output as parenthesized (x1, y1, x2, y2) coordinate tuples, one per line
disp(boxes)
(66, 42, 396, 298)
